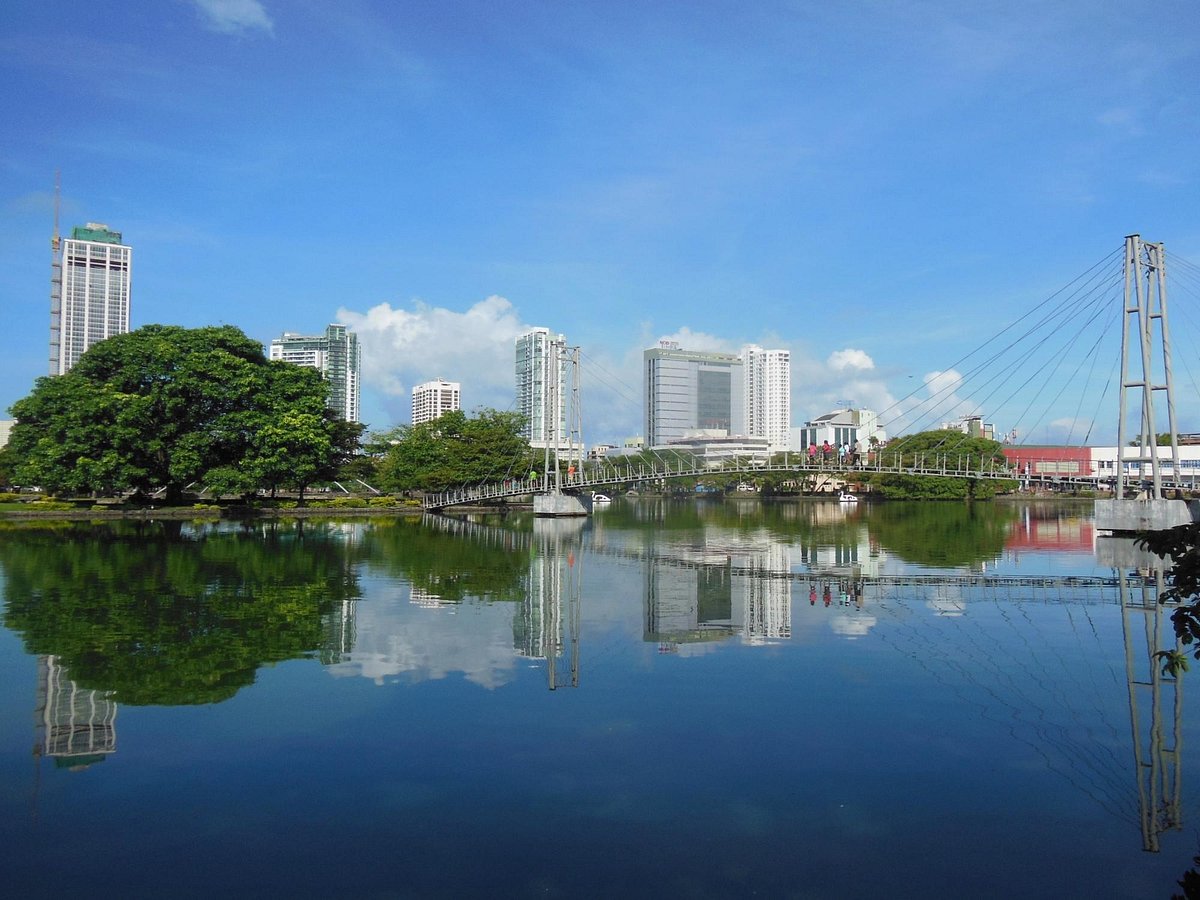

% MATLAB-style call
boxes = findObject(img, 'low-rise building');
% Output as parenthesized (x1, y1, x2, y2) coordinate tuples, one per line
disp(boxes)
(942, 415, 996, 441)
(665, 431, 771, 467)
(792, 408, 887, 453)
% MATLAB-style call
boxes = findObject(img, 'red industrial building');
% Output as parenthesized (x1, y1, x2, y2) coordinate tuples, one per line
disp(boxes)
(1002, 445, 1095, 478)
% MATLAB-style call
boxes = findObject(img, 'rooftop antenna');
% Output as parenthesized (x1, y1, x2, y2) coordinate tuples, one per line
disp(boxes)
(52, 169, 61, 251)
(48, 170, 63, 374)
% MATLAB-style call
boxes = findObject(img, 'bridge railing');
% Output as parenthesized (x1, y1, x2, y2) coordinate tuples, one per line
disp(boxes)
(420, 451, 1200, 510)
(422, 452, 1039, 510)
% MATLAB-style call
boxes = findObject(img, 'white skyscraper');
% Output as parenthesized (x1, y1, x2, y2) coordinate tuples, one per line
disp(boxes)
(269, 324, 361, 422)
(515, 327, 567, 449)
(741, 345, 791, 453)
(412, 378, 461, 426)
(50, 223, 132, 375)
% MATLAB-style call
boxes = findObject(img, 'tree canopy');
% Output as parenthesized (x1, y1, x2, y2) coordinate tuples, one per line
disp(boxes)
(868, 430, 1016, 500)
(7, 325, 360, 502)
(375, 408, 534, 492)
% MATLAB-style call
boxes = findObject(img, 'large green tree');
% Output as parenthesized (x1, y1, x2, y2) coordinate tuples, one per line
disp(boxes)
(7, 325, 358, 502)
(868, 430, 1016, 499)
(377, 408, 533, 492)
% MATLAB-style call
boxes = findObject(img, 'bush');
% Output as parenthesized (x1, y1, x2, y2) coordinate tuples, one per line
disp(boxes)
(323, 497, 368, 508)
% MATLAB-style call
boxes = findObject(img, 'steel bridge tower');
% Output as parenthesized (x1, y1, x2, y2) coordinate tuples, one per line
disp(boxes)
(534, 341, 587, 517)
(1097, 235, 1194, 531)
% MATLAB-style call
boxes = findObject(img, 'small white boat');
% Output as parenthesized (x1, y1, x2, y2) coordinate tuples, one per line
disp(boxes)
(591, 492, 613, 504)
(838, 491, 859, 503)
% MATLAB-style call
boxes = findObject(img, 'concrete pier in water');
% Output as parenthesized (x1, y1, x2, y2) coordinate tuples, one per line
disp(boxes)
(1094, 498, 1197, 534)
(534, 493, 589, 517)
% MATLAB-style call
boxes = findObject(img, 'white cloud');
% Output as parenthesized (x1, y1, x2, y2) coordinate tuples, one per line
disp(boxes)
(337, 295, 529, 425)
(827, 349, 875, 372)
(887, 368, 980, 433)
(923, 369, 963, 397)
(193, 0, 274, 36)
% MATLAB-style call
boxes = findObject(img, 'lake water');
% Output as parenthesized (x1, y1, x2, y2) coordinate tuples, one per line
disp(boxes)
(0, 499, 1196, 898)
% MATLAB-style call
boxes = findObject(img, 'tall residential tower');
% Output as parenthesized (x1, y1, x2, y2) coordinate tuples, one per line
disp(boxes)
(50, 223, 132, 375)
(515, 327, 568, 450)
(269, 324, 361, 422)
(741, 345, 791, 453)
(412, 378, 461, 426)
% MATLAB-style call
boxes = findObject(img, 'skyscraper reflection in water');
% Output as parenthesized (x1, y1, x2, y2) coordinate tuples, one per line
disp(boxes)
(34, 656, 117, 770)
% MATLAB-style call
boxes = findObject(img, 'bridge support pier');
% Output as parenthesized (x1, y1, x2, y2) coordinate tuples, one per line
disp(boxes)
(1095, 497, 1196, 533)
(534, 492, 589, 517)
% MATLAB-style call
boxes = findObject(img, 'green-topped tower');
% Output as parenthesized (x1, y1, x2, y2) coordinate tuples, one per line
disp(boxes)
(50, 222, 132, 375)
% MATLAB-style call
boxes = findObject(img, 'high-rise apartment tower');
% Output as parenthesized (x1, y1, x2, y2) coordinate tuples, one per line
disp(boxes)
(50, 223, 132, 375)
(269, 324, 361, 422)
(741, 345, 791, 453)
(412, 378, 461, 426)
(515, 327, 568, 450)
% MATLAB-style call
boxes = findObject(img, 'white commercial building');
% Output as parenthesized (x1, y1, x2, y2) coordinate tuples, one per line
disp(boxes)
(644, 342, 744, 448)
(515, 327, 571, 450)
(51, 223, 131, 375)
(741, 345, 791, 453)
(792, 407, 887, 453)
(411, 378, 461, 426)
(269, 324, 361, 422)
(665, 431, 771, 466)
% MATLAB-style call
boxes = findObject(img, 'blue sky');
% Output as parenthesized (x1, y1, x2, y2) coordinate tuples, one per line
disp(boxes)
(3, 0, 1199, 445)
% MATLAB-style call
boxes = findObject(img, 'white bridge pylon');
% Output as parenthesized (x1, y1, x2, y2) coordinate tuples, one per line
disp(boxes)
(1096, 234, 1194, 532)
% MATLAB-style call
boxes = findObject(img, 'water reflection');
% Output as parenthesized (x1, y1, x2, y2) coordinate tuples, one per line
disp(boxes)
(0, 501, 1189, 879)
(1, 520, 361, 706)
(0, 505, 1136, 703)
(526, 519, 582, 689)
(35, 655, 117, 770)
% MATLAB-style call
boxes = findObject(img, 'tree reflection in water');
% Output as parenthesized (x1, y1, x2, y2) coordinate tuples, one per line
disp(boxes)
(1, 520, 362, 705)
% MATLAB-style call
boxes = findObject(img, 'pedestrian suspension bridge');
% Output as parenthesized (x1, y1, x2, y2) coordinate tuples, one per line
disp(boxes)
(425, 234, 1198, 529)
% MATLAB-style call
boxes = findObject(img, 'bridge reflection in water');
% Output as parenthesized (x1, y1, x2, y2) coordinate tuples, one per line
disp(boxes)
(406, 511, 1185, 854)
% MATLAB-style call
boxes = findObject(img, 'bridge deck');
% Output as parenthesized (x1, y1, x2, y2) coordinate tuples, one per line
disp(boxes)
(421, 452, 1162, 510)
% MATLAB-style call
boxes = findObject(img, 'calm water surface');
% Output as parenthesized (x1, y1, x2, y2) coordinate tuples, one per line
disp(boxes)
(0, 499, 1195, 899)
